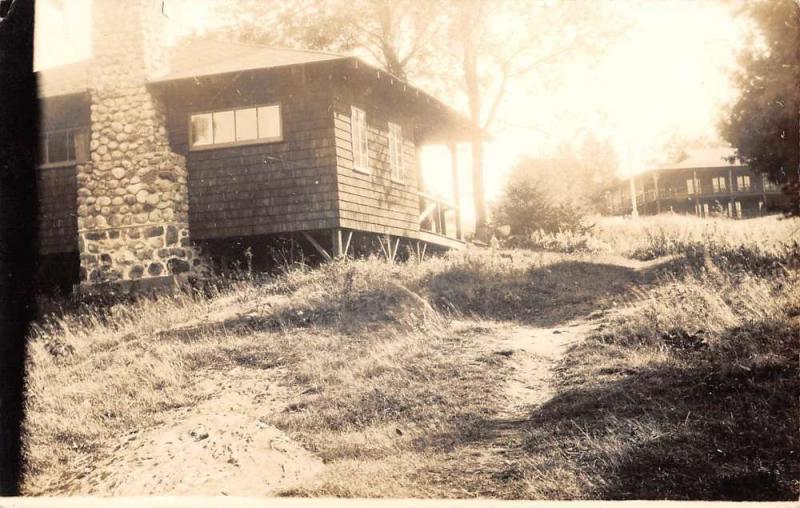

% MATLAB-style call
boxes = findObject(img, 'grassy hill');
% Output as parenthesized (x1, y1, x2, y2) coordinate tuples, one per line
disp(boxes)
(22, 214, 800, 499)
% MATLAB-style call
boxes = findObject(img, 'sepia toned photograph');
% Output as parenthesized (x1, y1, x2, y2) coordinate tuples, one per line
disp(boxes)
(0, 0, 798, 502)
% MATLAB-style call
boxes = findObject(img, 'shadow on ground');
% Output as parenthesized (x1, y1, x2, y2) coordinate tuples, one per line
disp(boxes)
(157, 258, 675, 339)
(418, 317, 799, 500)
(422, 259, 661, 327)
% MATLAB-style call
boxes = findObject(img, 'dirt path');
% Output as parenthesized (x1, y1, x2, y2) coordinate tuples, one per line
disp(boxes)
(57, 366, 325, 496)
(440, 319, 595, 495)
(495, 321, 592, 415)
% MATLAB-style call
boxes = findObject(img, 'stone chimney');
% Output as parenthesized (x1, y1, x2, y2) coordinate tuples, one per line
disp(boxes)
(78, 0, 202, 284)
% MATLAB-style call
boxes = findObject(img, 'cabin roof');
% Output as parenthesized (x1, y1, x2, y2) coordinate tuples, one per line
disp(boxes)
(654, 147, 740, 171)
(38, 37, 480, 141)
(37, 38, 347, 97)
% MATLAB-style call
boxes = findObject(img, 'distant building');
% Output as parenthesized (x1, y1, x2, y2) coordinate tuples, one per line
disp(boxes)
(605, 148, 790, 218)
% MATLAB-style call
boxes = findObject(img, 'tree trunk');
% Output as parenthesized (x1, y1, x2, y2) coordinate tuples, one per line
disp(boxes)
(463, 34, 487, 237)
(376, 0, 406, 80)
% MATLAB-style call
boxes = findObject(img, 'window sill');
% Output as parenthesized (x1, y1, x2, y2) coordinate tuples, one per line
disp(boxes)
(39, 161, 78, 169)
(189, 137, 284, 152)
(391, 178, 405, 185)
(353, 166, 371, 175)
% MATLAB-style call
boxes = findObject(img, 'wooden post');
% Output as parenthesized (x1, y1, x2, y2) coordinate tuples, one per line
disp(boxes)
(343, 230, 353, 257)
(302, 232, 332, 262)
(652, 173, 661, 214)
(331, 228, 343, 258)
(728, 168, 734, 218)
(449, 142, 462, 240)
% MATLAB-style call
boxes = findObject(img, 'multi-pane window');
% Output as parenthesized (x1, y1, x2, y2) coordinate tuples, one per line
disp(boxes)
(735, 201, 742, 218)
(190, 104, 282, 148)
(736, 174, 751, 191)
(762, 174, 779, 192)
(351, 106, 369, 172)
(388, 122, 403, 182)
(39, 127, 87, 165)
(686, 178, 696, 195)
(711, 176, 726, 193)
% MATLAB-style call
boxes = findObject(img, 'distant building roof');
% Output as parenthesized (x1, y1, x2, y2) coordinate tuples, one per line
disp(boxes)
(655, 147, 740, 171)
(38, 38, 348, 98)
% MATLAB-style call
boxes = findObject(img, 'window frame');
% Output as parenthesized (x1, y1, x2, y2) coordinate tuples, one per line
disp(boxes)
(736, 174, 751, 192)
(711, 176, 726, 193)
(351, 106, 370, 174)
(39, 126, 89, 168)
(686, 178, 695, 195)
(188, 102, 284, 151)
(388, 122, 404, 183)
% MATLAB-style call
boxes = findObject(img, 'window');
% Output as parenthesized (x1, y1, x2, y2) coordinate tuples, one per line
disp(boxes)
(762, 173, 779, 192)
(190, 104, 282, 149)
(388, 122, 403, 182)
(735, 200, 742, 218)
(235, 108, 258, 141)
(351, 106, 369, 172)
(40, 127, 87, 165)
(736, 174, 751, 191)
(686, 179, 696, 195)
(711, 176, 726, 193)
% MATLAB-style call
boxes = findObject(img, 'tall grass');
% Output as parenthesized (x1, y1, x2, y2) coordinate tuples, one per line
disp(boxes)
(22, 214, 800, 498)
(517, 214, 800, 261)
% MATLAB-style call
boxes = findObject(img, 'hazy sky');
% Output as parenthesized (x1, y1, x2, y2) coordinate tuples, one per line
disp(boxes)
(35, 0, 750, 206)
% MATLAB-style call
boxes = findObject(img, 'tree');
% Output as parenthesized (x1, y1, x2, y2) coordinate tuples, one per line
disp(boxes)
(443, 0, 620, 237)
(209, 0, 447, 81)
(492, 169, 584, 237)
(492, 137, 619, 235)
(720, 0, 800, 214)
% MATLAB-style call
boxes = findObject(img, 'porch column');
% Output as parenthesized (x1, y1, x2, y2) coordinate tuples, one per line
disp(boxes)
(653, 172, 661, 214)
(728, 168, 734, 217)
(448, 142, 462, 240)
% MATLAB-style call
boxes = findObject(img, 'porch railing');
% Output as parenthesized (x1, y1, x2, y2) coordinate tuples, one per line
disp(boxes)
(419, 192, 459, 239)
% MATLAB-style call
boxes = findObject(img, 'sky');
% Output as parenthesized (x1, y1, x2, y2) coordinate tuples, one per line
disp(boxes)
(35, 0, 751, 212)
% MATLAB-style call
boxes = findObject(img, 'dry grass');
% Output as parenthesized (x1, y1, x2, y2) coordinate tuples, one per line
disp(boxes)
(22, 214, 800, 499)
(523, 214, 800, 261)
(516, 267, 800, 499)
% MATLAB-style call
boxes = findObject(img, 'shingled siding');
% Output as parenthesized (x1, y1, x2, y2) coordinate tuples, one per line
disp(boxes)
(332, 86, 421, 238)
(37, 95, 87, 255)
(161, 68, 340, 240)
(38, 166, 79, 254)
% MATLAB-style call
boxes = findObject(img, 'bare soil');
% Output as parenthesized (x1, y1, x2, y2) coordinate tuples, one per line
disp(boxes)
(50, 367, 324, 496)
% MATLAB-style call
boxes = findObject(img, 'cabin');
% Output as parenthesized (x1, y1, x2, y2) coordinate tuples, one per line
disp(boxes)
(605, 148, 790, 218)
(36, 0, 476, 292)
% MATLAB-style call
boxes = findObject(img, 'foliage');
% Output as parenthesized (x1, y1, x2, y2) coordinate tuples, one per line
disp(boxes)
(492, 180, 588, 238)
(209, 0, 447, 81)
(720, 0, 800, 215)
(492, 138, 619, 238)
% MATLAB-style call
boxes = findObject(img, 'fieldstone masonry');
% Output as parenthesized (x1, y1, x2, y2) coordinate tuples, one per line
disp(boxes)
(78, 0, 204, 284)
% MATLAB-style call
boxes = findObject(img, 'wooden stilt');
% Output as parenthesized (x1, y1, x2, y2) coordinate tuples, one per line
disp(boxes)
(378, 234, 390, 260)
(302, 231, 332, 262)
(331, 228, 344, 258)
(390, 237, 400, 263)
(343, 230, 353, 257)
